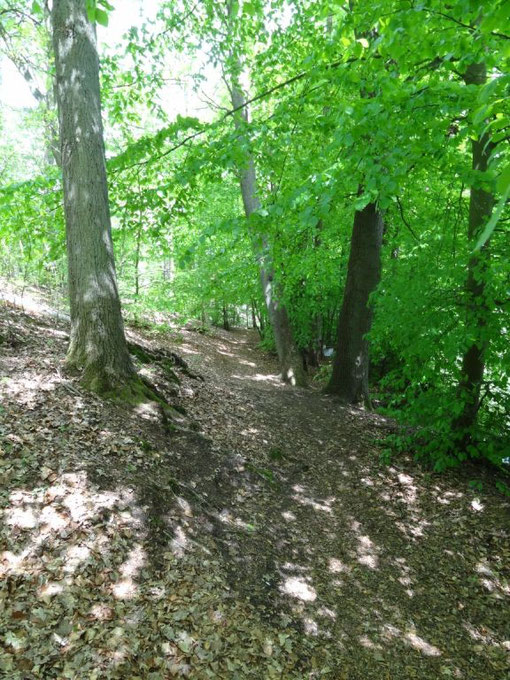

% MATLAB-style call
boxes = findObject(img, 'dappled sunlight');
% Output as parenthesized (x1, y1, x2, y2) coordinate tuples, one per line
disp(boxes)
(1, 473, 142, 588)
(475, 559, 510, 597)
(359, 635, 384, 650)
(434, 489, 465, 505)
(292, 484, 336, 513)
(392, 556, 414, 598)
(217, 349, 235, 358)
(0, 288, 68, 321)
(176, 344, 200, 356)
(240, 426, 260, 437)
(112, 545, 146, 599)
(1, 296, 508, 679)
(0, 370, 60, 404)
(471, 497, 484, 512)
(381, 623, 442, 657)
(279, 575, 317, 602)
(238, 358, 257, 367)
(232, 372, 284, 386)
(348, 518, 381, 570)
(404, 632, 442, 657)
(328, 557, 352, 575)
(463, 621, 510, 652)
(170, 525, 189, 558)
(303, 617, 319, 635)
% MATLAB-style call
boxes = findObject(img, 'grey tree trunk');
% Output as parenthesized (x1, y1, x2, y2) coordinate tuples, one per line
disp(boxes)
(52, 0, 135, 392)
(452, 62, 494, 449)
(229, 82, 306, 386)
(326, 199, 383, 404)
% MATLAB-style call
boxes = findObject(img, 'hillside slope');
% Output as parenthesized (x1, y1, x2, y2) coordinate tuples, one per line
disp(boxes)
(0, 300, 509, 679)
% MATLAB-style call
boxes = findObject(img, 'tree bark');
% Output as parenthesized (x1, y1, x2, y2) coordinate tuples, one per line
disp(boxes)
(326, 199, 383, 404)
(452, 62, 494, 449)
(52, 0, 135, 392)
(222, 303, 230, 331)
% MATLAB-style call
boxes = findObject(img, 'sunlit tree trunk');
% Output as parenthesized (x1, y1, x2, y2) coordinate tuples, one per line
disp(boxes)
(52, 0, 135, 392)
(452, 62, 494, 449)
(327, 199, 383, 404)
(229, 83, 306, 386)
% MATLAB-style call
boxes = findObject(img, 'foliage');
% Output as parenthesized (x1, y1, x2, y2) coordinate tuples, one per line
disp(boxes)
(0, 0, 508, 470)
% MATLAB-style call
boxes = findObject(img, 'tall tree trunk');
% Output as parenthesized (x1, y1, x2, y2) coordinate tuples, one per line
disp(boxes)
(134, 223, 142, 299)
(229, 84, 306, 386)
(452, 62, 494, 449)
(222, 303, 230, 331)
(52, 0, 135, 392)
(134, 171, 143, 299)
(326, 199, 383, 404)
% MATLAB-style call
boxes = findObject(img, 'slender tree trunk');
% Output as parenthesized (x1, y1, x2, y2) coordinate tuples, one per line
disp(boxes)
(163, 230, 175, 282)
(312, 219, 324, 364)
(229, 84, 306, 386)
(326, 199, 383, 404)
(452, 62, 494, 449)
(134, 171, 143, 299)
(134, 224, 142, 299)
(251, 301, 260, 333)
(222, 303, 230, 331)
(52, 0, 135, 392)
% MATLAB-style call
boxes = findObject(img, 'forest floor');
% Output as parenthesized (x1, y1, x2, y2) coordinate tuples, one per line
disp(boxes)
(0, 292, 509, 680)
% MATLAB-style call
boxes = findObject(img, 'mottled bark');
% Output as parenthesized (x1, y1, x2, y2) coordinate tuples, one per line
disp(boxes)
(52, 0, 135, 392)
(452, 62, 494, 448)
(326, 200, 383, 404)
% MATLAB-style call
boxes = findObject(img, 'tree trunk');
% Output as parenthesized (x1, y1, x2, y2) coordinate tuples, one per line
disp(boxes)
(326, 199, 383, 404)
(222, 303, 230, 331)
(134, 223, 142, 300)
(229, 83, 306, 386)
(52, 0, 135, 392)
(452, 62, 494, 449)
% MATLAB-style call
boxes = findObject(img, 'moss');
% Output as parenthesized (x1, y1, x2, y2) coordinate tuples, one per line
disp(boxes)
(104, 376, 160, 406)
(129, 344, 153, 364)
(160, 359, 181, 384)
(268, 447, 284, 461)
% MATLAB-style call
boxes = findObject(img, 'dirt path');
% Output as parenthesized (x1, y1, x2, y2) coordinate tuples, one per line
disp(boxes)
(1, 307, 509, 679)
(170, 328, 510, 679)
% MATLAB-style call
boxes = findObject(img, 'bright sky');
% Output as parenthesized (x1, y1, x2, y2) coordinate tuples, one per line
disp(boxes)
(0, 0, 221, 178)
(0, 0, 219, 119)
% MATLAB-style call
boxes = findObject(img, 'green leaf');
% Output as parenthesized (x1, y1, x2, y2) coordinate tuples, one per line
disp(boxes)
(86, 0, 96, 22)
(496, 163, 510, 194)
(474, 183, 510, 251)
(95, 8, 109, 26)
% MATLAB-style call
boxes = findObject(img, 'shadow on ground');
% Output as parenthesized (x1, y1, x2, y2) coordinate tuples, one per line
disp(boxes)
(1, 303, 509, 679)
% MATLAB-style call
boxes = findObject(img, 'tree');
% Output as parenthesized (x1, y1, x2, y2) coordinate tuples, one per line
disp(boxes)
(229, 76, 307, 387)
(52, 0, 135, 392)
(326, 199, 383, 404)
(213, 0, 307, 386)
(452, 61, 495, 450)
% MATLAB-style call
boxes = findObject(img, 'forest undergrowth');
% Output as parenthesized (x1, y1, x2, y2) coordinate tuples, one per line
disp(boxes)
(0, 295, 509, 680)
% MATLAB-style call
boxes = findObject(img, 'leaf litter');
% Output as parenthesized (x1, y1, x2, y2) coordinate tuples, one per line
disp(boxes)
(0, 301, 509, 679)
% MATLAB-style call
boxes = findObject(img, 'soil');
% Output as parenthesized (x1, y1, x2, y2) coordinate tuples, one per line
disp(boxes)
(0, 297, 509, 679)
